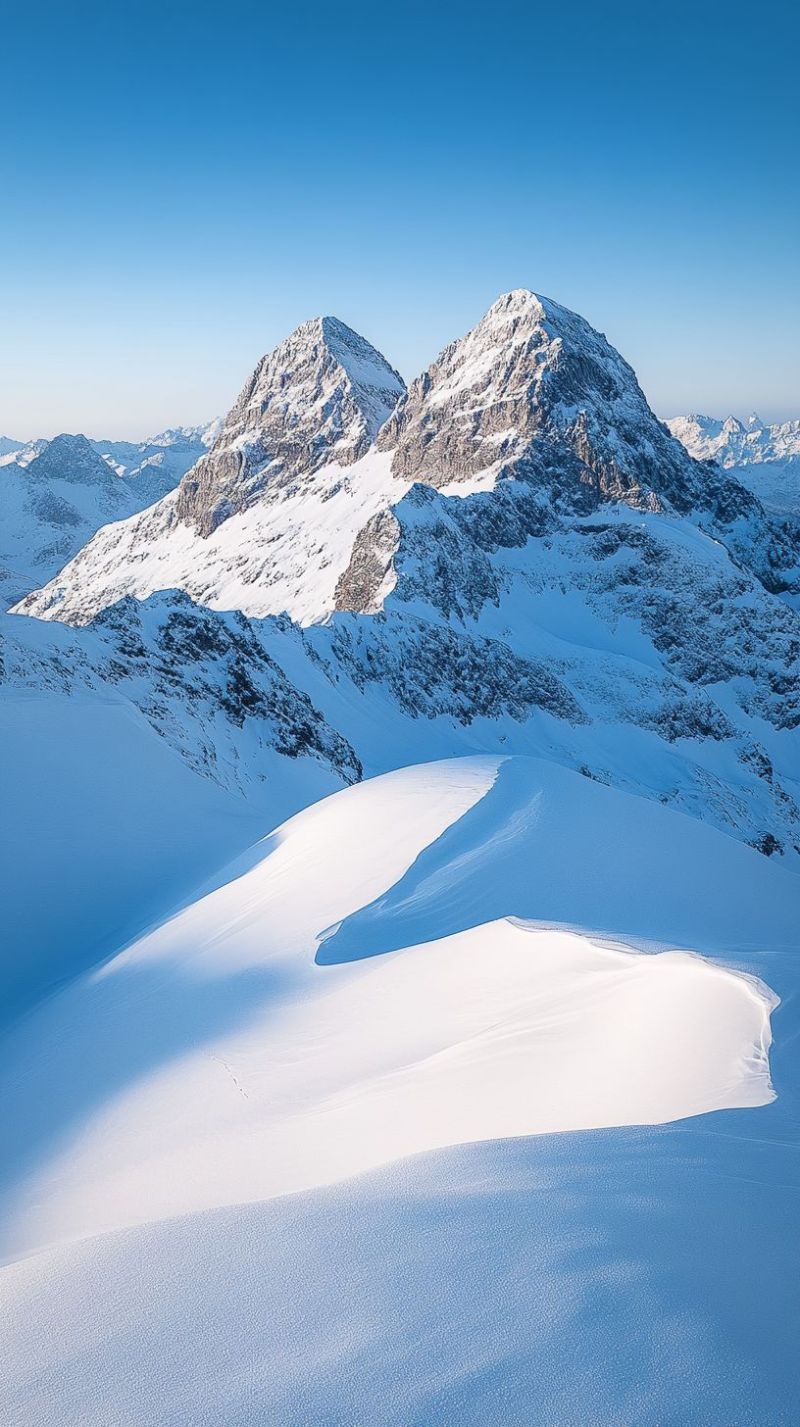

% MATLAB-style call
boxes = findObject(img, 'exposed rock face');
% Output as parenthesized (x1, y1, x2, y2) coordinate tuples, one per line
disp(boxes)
(0, 593, 361, 796)
(11, 292, 800, 863)
(380, 291, 674, 508)
(326, 611, 586, 725)
(175, 317, 405, 537)
(334, 509, 400, 614)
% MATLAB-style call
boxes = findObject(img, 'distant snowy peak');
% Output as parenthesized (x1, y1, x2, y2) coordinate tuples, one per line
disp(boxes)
(0, 436, 141, 608)
(0, 438, 48, 470)
(94, 422, 222, 503)
(25, 433, 124, 488)
(668, 412, 800, 468)
(668, 412, 800, 516)
(145, 419, 223, 451)
(176, 317, 405, 536)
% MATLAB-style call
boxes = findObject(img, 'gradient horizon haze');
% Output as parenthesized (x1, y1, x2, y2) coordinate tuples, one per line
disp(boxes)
(2, 0, 798, 438)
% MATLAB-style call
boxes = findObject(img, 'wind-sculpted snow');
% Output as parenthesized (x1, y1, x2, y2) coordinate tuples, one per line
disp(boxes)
(0, 757, 785, 1265)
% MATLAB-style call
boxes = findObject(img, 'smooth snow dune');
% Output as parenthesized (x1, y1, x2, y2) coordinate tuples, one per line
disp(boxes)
(0, 755, 787, 1264)
(319, 753, 800, 962)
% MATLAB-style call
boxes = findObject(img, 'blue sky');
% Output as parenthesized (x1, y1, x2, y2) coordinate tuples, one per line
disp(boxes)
(2, 0, 798, 437)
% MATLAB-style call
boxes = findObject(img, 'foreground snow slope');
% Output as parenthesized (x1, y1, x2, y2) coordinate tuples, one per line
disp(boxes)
(8, 1123, 798, 1427)
(0, 693, 259, 1023)
(0, 756, 787, 1263)
(0, 608, 353, 1022)
(2, 754, 798, 1426)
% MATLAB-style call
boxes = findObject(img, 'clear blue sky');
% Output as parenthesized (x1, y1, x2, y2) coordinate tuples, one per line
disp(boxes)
(2, 0, 798, 438)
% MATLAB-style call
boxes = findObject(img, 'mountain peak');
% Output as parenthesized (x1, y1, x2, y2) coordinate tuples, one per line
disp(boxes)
(175, 318, 405, 536)
(379, 289, 675, 510)
(25, 433, 122, 487)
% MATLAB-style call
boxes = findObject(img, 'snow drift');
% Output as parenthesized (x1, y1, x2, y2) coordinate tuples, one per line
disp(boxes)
(0, 756, 784, 1263)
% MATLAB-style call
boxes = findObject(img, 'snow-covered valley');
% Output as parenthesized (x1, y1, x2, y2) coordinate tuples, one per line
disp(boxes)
(2, 291, 799, 1426)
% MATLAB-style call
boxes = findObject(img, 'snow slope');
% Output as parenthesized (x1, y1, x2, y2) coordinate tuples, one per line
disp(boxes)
(2, 753, 798, 1426)
(0, 756, 785, 1261)
(0, 692, 264, 1024)
(0, 603, 357, 1022)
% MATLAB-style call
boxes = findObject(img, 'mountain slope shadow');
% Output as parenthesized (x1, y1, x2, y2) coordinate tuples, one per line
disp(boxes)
(316, 757, 800, 966)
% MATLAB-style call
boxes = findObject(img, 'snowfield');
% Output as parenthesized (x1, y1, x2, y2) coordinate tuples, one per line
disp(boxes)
(3, 754, 798, 1425)
(0, 756, 783, 1259)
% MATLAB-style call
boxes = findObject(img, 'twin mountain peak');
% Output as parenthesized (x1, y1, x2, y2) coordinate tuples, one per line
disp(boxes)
(15, 288, 797, 632)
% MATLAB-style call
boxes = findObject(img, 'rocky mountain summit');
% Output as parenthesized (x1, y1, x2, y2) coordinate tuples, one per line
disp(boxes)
(175, 317, 405, 537)
(9, 292, 800, 861)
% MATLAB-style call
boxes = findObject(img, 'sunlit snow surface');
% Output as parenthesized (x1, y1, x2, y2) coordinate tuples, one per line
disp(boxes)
(3, 755, 799, 1425)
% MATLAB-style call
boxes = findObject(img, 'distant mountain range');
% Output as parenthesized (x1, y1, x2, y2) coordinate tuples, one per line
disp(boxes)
(0, 422, 220, 605)
(668, 411, 800, 514)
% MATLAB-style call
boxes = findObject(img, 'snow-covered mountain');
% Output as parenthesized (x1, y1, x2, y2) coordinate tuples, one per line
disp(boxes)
(17, 292, 799, 625)
(12, 291, 800, 865)
(0, 425, 220, 607)
(0, 437, 47, 467)
(92, 419, 222, 503)
(4, 293, 800, 1427)
(0, 434, 146, 606)
(0, 421, 220, 479)
(668, 411, 800, 515)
